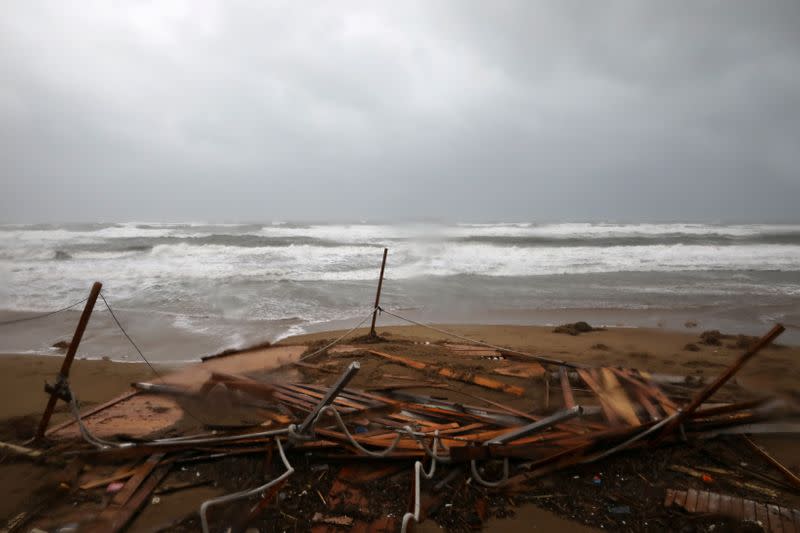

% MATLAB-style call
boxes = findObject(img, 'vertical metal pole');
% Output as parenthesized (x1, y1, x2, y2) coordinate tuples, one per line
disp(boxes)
(35, 281, 103, 441)
(369, 248, 388, 338)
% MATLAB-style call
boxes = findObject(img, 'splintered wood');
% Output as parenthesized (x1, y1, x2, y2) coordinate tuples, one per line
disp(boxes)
(665, 489, 800, 532)
(29, 324, 792, 533)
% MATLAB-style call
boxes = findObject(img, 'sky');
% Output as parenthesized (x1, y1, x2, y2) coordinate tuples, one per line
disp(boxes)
(1, 1, 799, 223)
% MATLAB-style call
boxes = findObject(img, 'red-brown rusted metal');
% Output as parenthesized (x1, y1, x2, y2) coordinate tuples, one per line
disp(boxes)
(35, 281, 102, 441)
(369, 247, 388, 337)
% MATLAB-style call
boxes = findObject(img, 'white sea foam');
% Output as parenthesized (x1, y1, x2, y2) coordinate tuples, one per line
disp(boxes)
(1, 222, 799, 319)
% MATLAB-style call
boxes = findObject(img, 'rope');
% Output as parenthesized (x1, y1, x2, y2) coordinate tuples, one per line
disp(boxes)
(99, 291, 206, 425)
(99, 292, 162, 378)
(401, 438, 440, 533)
(377, 307, 581, 368)
(68, 387, 119, 450)
(0, 297, 88, 327)
(298, 306, 378, 362)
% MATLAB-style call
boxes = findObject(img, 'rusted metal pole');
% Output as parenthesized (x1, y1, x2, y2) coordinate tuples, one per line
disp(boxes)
(297, 361, 360, 435)
(742, 435, 800, 490)
(661, 323, 784, 438)
(34, 281, 103, 441)
(369, 248, 388, 338)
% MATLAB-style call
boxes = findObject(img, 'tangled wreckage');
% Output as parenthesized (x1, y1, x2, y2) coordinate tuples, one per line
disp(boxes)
(4, 281, 800, 533)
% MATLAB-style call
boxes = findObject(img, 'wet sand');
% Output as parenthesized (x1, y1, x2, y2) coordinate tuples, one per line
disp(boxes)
(1, 323, 798, 531)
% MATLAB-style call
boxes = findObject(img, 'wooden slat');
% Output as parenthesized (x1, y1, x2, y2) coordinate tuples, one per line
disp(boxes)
(558, 366, 575, 408)
(664, 489, 676, 507)
(769, 504, 784, 533)
(685, 489, 698, 513)
(631, 369, 679, 414)
(492, 362, 546, 379)
(85, 453, 170, 533)
(598, 368, 641, 426)
(674, 489, 687, 508)
(279, 383, 367, 410)
(718, 493, 732, 517)
(732, 495, 746, 519)
(707, 491, 720, 514)
(367, 350, 525, 397)
(111, 453, 164, 507)
(756, 501, 771, 529)
(576, 369, 623, 426)
(780, 507, 797, 533)
(697, 491, 710, 513)
(743, 499, 757, 523)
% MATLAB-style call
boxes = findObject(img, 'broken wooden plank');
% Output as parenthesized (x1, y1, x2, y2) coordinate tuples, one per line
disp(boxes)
(79, 468, 138, 491)
(670, 465, 780, 499)
(708, 491, 720, 514)
(367, 350, 525, 396)
(666, 489, 800, 533)
(492, 362, 546, 379)
(86, 460, 171, 533)
(598, 368, 641, 426)
(768, 504, 784, 533)
(779, 507, 797, 533)
(576, 369, 623, 426)
(110, 453, 165, 507)
(558, 366, 575, 409)
(756, 502, 771, 528)
(664, 488, 676, 507)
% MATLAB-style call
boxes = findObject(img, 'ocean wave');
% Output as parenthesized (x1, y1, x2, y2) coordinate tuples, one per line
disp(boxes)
(4, 241, 800, 283)
(3, 222, 800, 247)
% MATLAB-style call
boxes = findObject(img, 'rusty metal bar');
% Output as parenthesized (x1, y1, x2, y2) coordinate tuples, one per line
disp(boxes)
(486, 406, 585, 445)
(662, 324, 784, 437)
(35, 281, 103, 441)
(369, 248, 388, 337)
(742, 435, 800, 490)
(297, 361, 361, 435)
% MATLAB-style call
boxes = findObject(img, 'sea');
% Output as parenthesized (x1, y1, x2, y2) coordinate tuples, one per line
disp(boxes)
(1, 221, 799, 360)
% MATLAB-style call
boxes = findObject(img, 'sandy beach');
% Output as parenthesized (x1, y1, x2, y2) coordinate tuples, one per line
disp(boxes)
(1, 322, 798, 531)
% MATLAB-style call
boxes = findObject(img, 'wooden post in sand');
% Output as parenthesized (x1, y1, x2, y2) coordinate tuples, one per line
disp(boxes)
(369, 248, 388, 338)
(34, 281, 103, 441)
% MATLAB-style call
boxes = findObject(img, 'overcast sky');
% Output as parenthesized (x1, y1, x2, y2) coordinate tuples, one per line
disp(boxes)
(1, 1, 799, 223)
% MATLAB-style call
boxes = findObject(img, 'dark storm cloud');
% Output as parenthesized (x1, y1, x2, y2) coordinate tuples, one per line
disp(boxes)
(1, 1, 798, 222)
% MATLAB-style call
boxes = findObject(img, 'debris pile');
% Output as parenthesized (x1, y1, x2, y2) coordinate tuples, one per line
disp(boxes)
(6, 319, 800, 532)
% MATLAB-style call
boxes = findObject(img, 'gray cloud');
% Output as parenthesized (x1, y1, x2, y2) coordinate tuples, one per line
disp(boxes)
(1, 1, 799, 222)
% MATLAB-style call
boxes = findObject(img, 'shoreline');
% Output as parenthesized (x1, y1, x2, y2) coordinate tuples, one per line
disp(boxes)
(2, 304, 798, 364)
(3, 321, 798, 422)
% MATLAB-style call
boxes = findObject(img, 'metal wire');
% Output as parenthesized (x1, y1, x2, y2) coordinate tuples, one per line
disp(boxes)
(0, 297, 88, 327)
(377, 307, 581, 368)
(298, 306, 378, 362)
(99, 292, 162, 378)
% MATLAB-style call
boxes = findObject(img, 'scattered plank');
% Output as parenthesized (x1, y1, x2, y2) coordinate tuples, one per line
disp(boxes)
(367, 350, 525, 397)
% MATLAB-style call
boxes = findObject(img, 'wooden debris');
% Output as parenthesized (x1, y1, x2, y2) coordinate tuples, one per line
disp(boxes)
(669, 464, 780, 499)
(367, 349, 525, 396)
(666, 488, 800, 532)
(493, 362, 546, 379)
(25, 322, 797, 533)
(558, 366, 575, 409)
